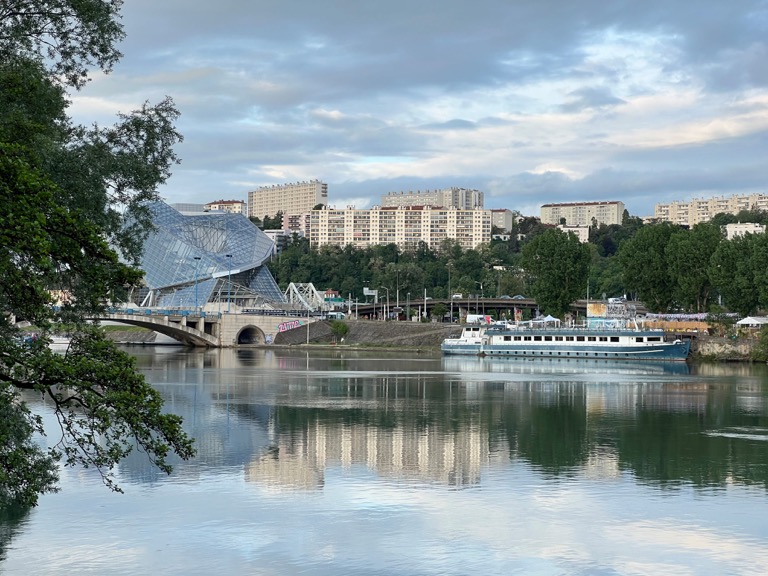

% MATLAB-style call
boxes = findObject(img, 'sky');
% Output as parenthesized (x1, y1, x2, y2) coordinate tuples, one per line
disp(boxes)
(68, 0, 768, 218)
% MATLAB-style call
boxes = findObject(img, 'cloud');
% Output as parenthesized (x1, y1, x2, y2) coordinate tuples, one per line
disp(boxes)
(64, 1, 768, 217)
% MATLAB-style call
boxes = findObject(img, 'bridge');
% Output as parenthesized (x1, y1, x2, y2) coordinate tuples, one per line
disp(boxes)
(99, 307, 322, 347)
(347, 297, 626, 319)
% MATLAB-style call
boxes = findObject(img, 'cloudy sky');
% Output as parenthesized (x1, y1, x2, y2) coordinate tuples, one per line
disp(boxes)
(69, 1, 768, 217)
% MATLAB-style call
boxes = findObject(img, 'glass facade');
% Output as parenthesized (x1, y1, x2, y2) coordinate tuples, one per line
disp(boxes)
(131, 202, 286, 309)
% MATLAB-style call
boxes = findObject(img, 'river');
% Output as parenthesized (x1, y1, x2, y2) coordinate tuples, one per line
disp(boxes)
(2, 347, 768, 575)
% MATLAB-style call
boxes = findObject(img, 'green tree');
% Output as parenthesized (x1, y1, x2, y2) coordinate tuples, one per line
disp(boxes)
(520, 229, 590, 316)
(619, 222, 679, 312)
(665, 222, 723, 312)
(431, 302, 448, 321)
(330, 320, 349, 342)
(1, 1, 193, 507)
(709, 232, 768, 316)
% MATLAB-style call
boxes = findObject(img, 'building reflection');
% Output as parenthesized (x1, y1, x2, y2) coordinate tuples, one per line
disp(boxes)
(83, 349, 768, 492)
(246, 416, 487, 490)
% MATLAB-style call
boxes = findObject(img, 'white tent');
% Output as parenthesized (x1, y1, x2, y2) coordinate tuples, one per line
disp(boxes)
(736, 316, 768, 327)
(532, 315, 561, 326)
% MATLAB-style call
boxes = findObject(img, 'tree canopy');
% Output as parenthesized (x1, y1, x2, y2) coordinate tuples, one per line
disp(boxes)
(520, 229, 590, 316)
(1, 1, 193, 507)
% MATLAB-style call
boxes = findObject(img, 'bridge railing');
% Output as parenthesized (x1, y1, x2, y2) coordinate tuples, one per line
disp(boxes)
(105, 307, 222, 319)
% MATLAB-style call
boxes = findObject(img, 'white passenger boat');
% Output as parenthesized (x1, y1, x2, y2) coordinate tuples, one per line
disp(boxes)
(441, 320, 691, 361)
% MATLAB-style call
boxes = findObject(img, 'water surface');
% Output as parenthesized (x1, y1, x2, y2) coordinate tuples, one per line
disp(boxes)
(2, 348, 767, 575)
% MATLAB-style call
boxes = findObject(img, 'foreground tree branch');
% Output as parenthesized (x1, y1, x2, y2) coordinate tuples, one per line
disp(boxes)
(0, 2, 193, 507)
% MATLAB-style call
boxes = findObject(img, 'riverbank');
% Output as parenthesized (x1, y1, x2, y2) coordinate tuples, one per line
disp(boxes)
(104, 320, 763, 361)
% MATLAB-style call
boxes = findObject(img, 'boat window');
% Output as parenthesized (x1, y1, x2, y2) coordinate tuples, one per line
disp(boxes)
(524, 336, 531, 341)
(504, 336, 511, 341)
(555, 336, 563, 341)
(566, 336, 574, 342)
(599, 337, 607, 342)
(647, 337, 661, 342)
(610, 337, 619, 342)
(587, 336, 596, 342)
(534, 336, 542, 341)
(544, 336, 552, 341)
(636, 337, 644, 342)
(576, 336, 585, 342)
(514, 336, 521, 341)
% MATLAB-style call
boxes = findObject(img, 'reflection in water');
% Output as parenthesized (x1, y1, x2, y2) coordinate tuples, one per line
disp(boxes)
(0, 505, 29, 562)
(4, 348, 768, 576)
(112, 348, 768, 493)
(442, 355, 692, 376)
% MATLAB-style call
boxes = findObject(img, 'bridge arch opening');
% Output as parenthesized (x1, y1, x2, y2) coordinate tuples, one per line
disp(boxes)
(236, 325, 266, 345)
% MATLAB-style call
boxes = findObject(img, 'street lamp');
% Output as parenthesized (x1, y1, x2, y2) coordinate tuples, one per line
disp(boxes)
(225, 254, 233, 313)
(407, 292, 410, 322)
(193, 256, 202, 313)
(474, 280, 483, 316)
(396, 267, 400, 310)
(379, 286, 390, 321)
(448, 263, 453, 323)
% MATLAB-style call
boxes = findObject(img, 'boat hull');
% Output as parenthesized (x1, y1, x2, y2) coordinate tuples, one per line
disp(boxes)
(441, 327, 692, 362)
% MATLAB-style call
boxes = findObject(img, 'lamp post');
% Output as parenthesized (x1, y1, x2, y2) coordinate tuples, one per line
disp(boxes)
(474, 280, 483, 316)
(396, 267, 400, 311)
(225, 254, 233, 313)
(448, 262, 453, 323)
(379, 286, 390, 321)
(193, 256, 202, 313)
(407, 292, 410, 322)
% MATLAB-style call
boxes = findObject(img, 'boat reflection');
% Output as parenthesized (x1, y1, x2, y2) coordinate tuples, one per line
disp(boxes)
(442, 355, 691, 376)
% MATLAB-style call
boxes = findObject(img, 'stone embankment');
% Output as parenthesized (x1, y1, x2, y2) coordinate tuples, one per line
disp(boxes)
(273, 319, 462, 349)
(104, 322, 761, 361)
(691, 334, 756, 361)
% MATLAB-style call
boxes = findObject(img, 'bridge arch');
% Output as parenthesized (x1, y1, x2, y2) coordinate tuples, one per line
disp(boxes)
(236, 325, 266, 345)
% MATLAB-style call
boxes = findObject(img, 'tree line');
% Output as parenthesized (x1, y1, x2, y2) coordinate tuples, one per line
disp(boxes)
(268, 209, 768, 317)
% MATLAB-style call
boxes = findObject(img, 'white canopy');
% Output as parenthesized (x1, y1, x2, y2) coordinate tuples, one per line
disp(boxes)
(736, 316, 768, 326)
(532, 315, 561, 326)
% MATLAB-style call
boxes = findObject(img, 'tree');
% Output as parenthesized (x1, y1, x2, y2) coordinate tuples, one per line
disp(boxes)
(1, 1, 193, 507)
(330, 320, 349, 342)
(619, 223, 679, 312)
(431, 303, 448, 321)
(520, 229, 590, 316)
(709, 232, 768, 316)
(665, 222, 723, 312)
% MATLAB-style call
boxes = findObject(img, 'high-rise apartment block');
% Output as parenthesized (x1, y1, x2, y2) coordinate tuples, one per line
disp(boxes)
(204, 199, 246, 214)
(654, 193, 768, 227)
(309, 206, 491, 251)
(490, 209, 515, 232)
(247, 180, 328, 220)
(381, 187, 484, 209)
(540, 201, 625, 226)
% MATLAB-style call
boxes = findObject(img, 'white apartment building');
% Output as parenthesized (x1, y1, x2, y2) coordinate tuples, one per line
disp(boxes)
(283, 213, 310, 236)
(725, 222, 766, 240)
(654, 194, 768, 227)
(309, 206, 492, 250)
(204, 199, 246, 214)
(381, 187, 484, 209)
(541, 201, 625, 226)
(248, 180, 328, 220)
(491, 209, 515, 232)
(557, 225, 590, 243)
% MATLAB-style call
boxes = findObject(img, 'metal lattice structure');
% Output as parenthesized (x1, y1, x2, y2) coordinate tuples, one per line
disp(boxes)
(283, 283, 327, 311)
(129, 202, 286, 310)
